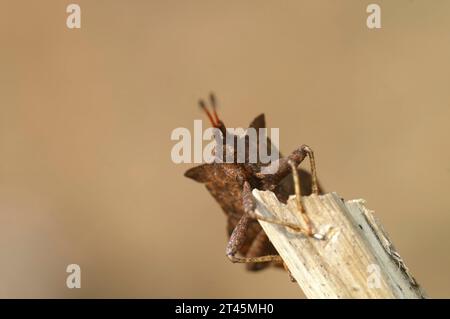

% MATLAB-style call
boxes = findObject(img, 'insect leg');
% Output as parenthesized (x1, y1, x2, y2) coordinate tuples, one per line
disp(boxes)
(288, 160, 313, 236)
(244, 230, 277, 271)
(259, 144, 319, 195)
(242, 181, 312, 236)
(226, 215, 282, 264)
(245, 230, 296, 281)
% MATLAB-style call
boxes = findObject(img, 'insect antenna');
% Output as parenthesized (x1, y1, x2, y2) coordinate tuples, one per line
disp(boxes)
(198, 99, 217, 127)
(209, 92, 220, 125)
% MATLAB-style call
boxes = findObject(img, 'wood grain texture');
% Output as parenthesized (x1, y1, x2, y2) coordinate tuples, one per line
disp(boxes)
(252, 190, 427, 299)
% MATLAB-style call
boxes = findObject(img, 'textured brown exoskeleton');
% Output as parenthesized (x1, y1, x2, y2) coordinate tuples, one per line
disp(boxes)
(185, 94, 322, 273)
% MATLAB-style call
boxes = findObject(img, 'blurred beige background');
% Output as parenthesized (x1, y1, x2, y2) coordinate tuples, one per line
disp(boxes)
(1, 0, 450, 298)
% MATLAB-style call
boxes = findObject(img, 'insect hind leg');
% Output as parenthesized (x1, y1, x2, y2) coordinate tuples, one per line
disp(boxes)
(226, 214, 282, 265)
(244, 230, 279, 271)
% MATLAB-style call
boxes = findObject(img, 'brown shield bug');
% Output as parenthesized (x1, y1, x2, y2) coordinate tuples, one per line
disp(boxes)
(185, 93, 322, 272)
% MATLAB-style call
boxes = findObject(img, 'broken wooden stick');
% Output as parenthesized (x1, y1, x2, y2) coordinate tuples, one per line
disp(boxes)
(252, 190, 427, 299)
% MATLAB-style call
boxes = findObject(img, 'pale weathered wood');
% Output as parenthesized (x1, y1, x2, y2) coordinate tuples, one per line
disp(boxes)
(252, 190, 427, 299)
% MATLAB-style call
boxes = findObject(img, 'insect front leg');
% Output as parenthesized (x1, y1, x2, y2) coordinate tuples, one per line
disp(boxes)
(242, 181, 312, 236)
(259, 144, 319, 195)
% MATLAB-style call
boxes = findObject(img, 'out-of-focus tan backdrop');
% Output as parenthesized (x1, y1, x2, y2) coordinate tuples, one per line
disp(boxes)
(1, 0, 449, 298)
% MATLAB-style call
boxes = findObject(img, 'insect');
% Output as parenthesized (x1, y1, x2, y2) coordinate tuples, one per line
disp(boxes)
(185, 93, 323, 272)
